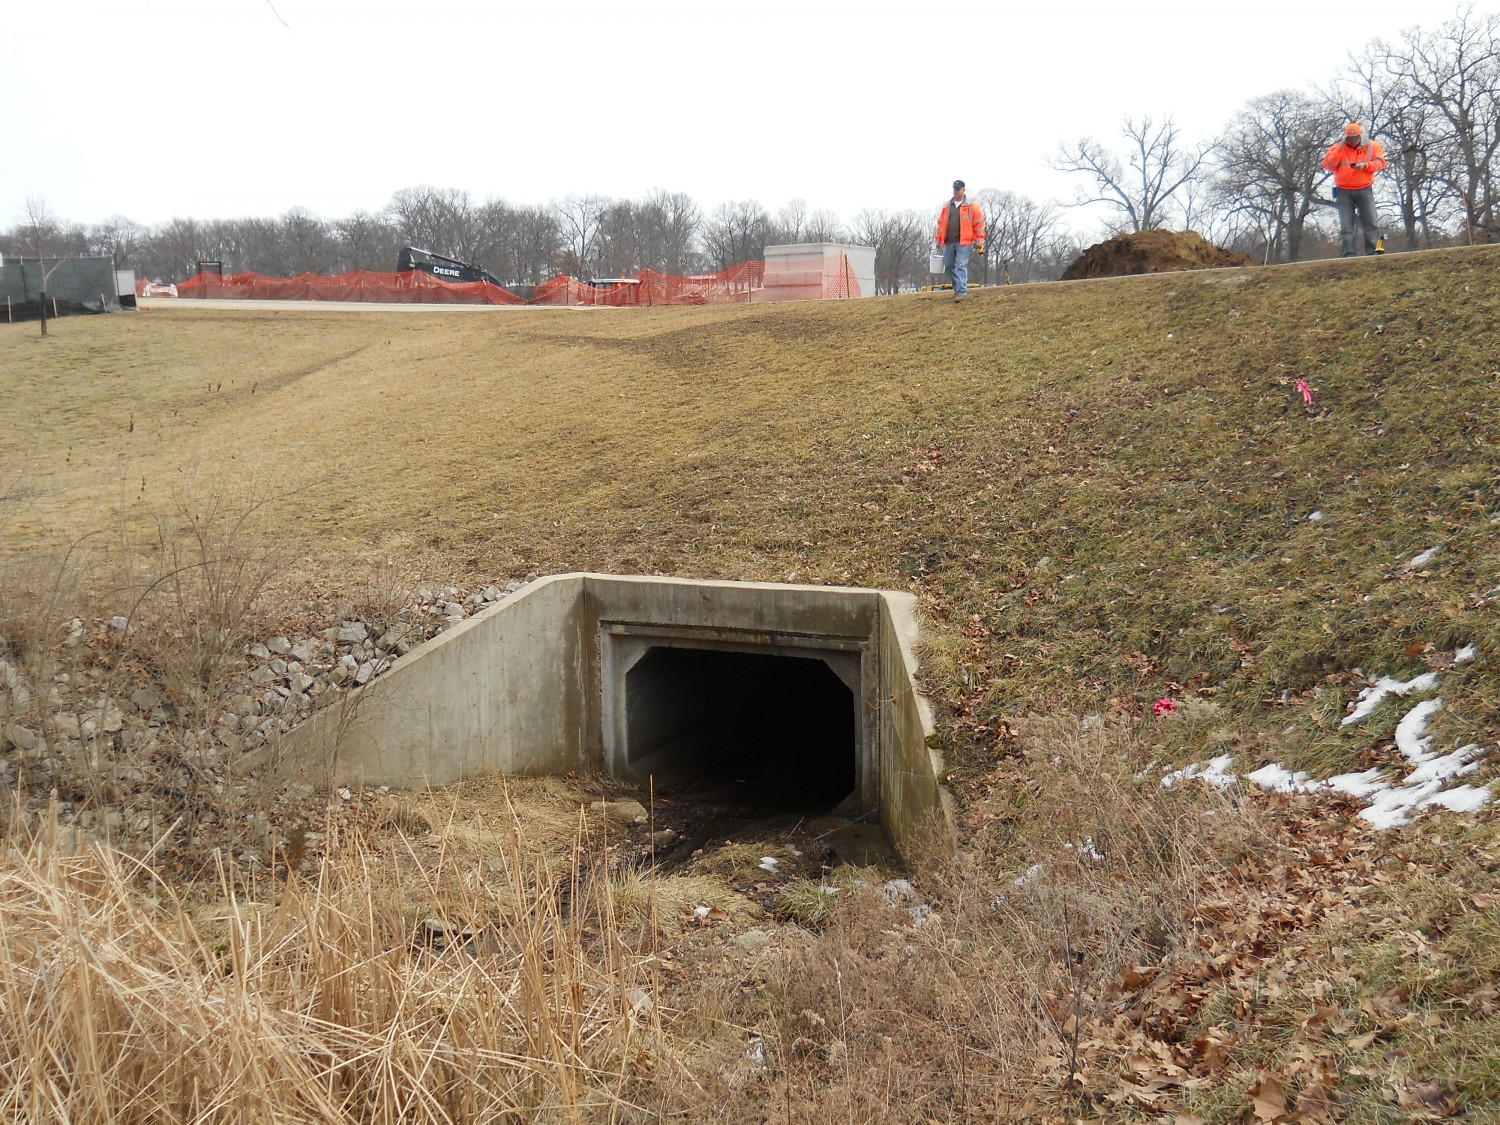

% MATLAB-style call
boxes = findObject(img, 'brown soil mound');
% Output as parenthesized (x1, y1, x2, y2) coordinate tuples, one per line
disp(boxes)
(1062, 229, 1256, 281)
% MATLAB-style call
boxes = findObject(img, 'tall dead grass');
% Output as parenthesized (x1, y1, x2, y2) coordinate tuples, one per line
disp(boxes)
(0, 796, 661, 1123)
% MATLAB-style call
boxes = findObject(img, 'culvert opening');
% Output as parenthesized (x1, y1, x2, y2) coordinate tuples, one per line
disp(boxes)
(623, 645, 857, 816)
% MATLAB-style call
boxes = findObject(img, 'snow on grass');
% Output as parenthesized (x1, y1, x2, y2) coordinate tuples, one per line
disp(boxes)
(1167, 648, 1492, 830)
(1341, 671, 1440, 726)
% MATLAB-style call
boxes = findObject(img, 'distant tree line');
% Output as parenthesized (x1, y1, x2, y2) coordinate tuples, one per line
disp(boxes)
(5, 8, 1497, 287)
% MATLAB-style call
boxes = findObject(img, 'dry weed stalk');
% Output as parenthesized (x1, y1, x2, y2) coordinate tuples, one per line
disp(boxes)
(0, 794, 660, 1123)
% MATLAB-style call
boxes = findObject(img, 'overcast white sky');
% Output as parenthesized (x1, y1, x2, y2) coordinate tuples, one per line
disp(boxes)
(1, 0, 1473, 234)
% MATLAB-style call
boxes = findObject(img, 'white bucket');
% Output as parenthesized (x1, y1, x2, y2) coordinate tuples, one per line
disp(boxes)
(928, 251, 945, 275)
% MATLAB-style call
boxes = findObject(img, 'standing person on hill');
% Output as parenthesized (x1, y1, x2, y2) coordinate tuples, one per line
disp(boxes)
(936, 180, 986, 301)
(1323, 123, 1387, 257)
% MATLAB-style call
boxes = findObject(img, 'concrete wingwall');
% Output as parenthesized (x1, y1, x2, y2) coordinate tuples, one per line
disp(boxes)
(285, 574, 951, 857)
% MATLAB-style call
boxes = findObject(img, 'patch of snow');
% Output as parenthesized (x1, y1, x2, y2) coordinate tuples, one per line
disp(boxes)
(1013, 863, 1045, 887)
(1064, 839, 1106, 861)
(1405, 743, 1483, 786)
(1454, 645, 1478, 665)
(1162, 754, 1236, 789)
(693, 905, 711, 919)
(1342, 672, 1439, 726)
(1426, 785, 1492, 814)
(1322, 769, 1390, 799)
(880, 878, 917, 905)
(1308, 510, 1324, 522)
(1408, 546, 1441, 568)
(1247, 764, 1315, 793)
(758, 856, 779, 873)
(1394, 698, 1443, 762)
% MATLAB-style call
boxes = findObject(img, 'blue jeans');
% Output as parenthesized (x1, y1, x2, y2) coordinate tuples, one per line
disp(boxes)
(942, 242, 973, 295)
(1335, 187, 1381, 255)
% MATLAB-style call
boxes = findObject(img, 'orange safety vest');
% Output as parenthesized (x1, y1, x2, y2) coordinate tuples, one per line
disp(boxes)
(1322, 140, 1387, 191)
(936, 200, 986, 246)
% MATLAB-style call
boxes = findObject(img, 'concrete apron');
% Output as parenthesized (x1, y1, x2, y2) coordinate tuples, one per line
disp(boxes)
(286, 574, 954, 861)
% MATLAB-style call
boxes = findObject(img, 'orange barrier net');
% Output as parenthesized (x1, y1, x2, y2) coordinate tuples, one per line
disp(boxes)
(171, 270, 526, 305)
(165, 261, 767, 307)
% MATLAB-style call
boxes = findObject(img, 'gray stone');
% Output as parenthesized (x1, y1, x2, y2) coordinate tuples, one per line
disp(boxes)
(131, 687, 163, 711)
(354, 661, 375, 685)
(3, 725, 37, 752)
(591, 798, 649, 826)
(482, 585, 502, 601)
(269, 658, 288, 676)
(338, 622, 369, 644)
(376, 626, 411, 651)
(109, 615, 130, 632)
(291, 642, 315, 664)
(291, 673, 316, 693)
(248, 644, 271, 661)
(731, 930, 773, 954)
(266, 636, 292, 655)
(329, 665, 351, 686)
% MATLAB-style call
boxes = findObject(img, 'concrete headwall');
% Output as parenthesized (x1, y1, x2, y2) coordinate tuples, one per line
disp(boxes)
(286, 573, 949, 856)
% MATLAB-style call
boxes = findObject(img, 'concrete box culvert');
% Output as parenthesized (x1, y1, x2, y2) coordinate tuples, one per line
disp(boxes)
(288, 574, 952, 858)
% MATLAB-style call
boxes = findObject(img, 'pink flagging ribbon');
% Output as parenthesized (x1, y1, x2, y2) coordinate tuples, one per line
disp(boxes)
(1295, 379, 1315, 405)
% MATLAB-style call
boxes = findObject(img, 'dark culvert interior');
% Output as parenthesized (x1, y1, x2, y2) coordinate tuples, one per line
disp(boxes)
(624, 646, 857, 817)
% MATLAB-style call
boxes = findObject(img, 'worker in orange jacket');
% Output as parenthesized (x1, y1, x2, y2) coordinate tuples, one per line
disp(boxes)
(935, 180, 986, 301)
(1323, 122, 1387, 257)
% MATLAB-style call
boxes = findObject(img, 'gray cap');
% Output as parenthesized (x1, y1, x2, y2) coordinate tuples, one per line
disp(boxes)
(953, 179, 965, 189)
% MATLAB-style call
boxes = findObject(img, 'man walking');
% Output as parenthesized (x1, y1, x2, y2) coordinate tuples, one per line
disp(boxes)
(1323, 123, 1387, 257)
(936, 180, 986, 301)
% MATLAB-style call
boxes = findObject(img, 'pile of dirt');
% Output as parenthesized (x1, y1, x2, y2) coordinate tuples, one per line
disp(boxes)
(1062, 228, 1257, 281)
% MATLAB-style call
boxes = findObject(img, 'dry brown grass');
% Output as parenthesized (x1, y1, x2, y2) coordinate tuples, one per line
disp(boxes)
(0, 794, 662, 1123)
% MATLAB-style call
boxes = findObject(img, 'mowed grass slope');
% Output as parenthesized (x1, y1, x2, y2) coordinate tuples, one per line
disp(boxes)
(5, 250, 1497, 784)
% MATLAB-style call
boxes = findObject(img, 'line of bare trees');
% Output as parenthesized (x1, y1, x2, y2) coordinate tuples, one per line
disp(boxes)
(5, 8, 1497, 287)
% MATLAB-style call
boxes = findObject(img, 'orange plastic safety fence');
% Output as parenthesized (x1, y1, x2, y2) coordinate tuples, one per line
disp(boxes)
(176, 269, 526, 305)
(821, 253, 861, 299)
(169, 260, 771, 307)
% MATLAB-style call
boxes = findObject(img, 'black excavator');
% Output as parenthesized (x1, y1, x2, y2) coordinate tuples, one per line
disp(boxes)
(396, 246, 503, 287)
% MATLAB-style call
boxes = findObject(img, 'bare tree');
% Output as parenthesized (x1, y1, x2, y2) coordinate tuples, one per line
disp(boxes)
(555, 193, 610, 278)
(385, 186, 482, 261)
(973, 190, 1065, 283)
(643, 189, 702, 274)
(700, 200, 771, 271)
(86, 215, 150, 271)
(1212, 90, 1343, 262)
(505, 204, 563, 284)
(332, 209, 400, 272)
(1050, 115, 1210, 232)
(849, 208, 926, 293)
(804, 209, 849, 244)
(17, 195, 68, 335)
(771, 197, 810, 244)
(1374, 7, 1500, 242)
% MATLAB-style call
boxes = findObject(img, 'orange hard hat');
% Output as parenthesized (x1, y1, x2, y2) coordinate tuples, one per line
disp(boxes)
(1344, 122, 1363, 137)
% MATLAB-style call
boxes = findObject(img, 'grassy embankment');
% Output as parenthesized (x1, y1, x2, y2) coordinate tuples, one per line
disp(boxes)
(1, 248, 1497, 1121)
